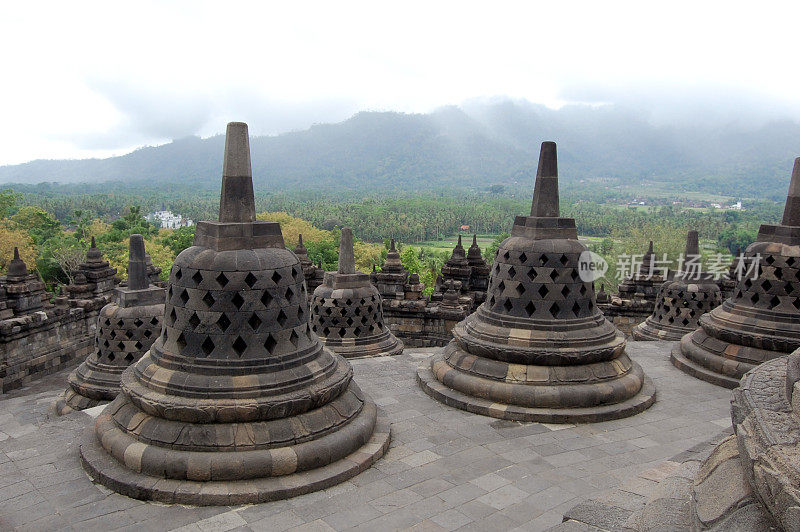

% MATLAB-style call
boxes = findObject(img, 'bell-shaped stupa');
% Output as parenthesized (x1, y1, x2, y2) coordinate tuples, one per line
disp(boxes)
(632, 230, 722, 341)
(672, 158, 800, 388)
(80, 122, 390, 504)
(310, 227, 403, 358)
(417, 142, 655, 422)
(56, 235, 165, 414)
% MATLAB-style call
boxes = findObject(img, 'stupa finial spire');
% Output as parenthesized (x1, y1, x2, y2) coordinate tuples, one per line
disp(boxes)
(218, 122, 256, 223)
(338, 227, 356, 274)
(390, 238, 396, 252)
(685, 230, 699, 258)
(781, 157, 800, 226)
(127, 234, 148, 290)
(647, 240, 653, 254)
(530, 141, 559, 218)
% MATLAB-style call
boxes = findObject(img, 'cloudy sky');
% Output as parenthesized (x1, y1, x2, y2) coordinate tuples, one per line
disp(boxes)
(2, 1, 799, 165)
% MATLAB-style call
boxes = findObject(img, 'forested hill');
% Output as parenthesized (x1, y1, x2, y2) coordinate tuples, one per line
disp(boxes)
(2, 100, 800, 200)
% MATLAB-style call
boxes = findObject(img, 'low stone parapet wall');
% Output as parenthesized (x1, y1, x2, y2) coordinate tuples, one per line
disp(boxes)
(0, 303, 104, 393)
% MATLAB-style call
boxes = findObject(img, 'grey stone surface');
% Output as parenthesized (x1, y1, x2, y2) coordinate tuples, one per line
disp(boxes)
(0, 341, 733, 530)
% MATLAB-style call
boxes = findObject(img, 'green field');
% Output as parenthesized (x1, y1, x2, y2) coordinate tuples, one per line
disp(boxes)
(413, 235, 497, 254)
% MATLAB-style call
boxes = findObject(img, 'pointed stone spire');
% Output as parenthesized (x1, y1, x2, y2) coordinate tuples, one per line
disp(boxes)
(530, 141, 559, 218)
(126, 234, 149, 290)
(294, 233, 310, 262)
(684, 230, 700, 258)
(218, 122, 256, 223)
(467, 234, 484, 264)
(680, 230, 701, 280)
(86, 236, 103, 262)
(640, 240, 655, 276)
(338, 227, 356, 274)
(390, 238, 397, 252)
(781, 157, 800, 226)
(7, 247, 27, 278)
(452, 235, 465, 258)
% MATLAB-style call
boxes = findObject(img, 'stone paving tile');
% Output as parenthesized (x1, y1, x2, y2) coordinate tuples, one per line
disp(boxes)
(0, 343, 732, 531)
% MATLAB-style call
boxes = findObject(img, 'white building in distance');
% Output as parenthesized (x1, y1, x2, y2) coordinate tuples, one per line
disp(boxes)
(148, 210, 193, 229)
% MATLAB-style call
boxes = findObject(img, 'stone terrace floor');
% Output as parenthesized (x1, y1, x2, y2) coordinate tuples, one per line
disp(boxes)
(0, 342, 733, 532)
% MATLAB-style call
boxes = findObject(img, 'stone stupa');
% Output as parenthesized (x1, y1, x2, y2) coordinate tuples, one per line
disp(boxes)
(80, 122, 390, 505)
(3, 247, 48, 315)
(417, 141, 656, 422)
(55, 235, 165, 414)
(632, 230, 722, 341)
(618, 240, 665, 302)
(672, 158, 800, 388)
(467, 234, 490, 306)
(66, 237, 117, 302)
(310, 227, 403, 358)
(438, 235, 471, 290)
(370, 239, 409, 298)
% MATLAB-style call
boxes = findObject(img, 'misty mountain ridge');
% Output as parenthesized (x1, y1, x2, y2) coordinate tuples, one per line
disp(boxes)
(2, 100, 799, 200)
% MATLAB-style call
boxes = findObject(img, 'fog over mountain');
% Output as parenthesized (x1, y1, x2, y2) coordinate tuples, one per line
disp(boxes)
(2, 97, 799, 201)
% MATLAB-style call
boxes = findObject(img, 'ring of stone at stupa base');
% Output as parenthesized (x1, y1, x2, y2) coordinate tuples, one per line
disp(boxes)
(79, 403, 390, 505)
(416, 348, 655, 423)
(632, 317, 693, 342)
(672, 324, 798, 389)
(54, 389, 105, 416)
(696, 304, 800, 353)
(102, 379, 370, 452)
(451, 311, 626, 366)
(321, 331, 404, 359)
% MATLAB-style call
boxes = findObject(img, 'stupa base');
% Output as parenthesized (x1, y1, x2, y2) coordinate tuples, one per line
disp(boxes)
(327, 335, 404, 359)
(631, 320, 688, 342)
(80, 408, 391, 505)
(55, 369, 120, 415)
(54, 389, 106, 415)
(416, 352, 656, 423)
(669, 330, 766, 389)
